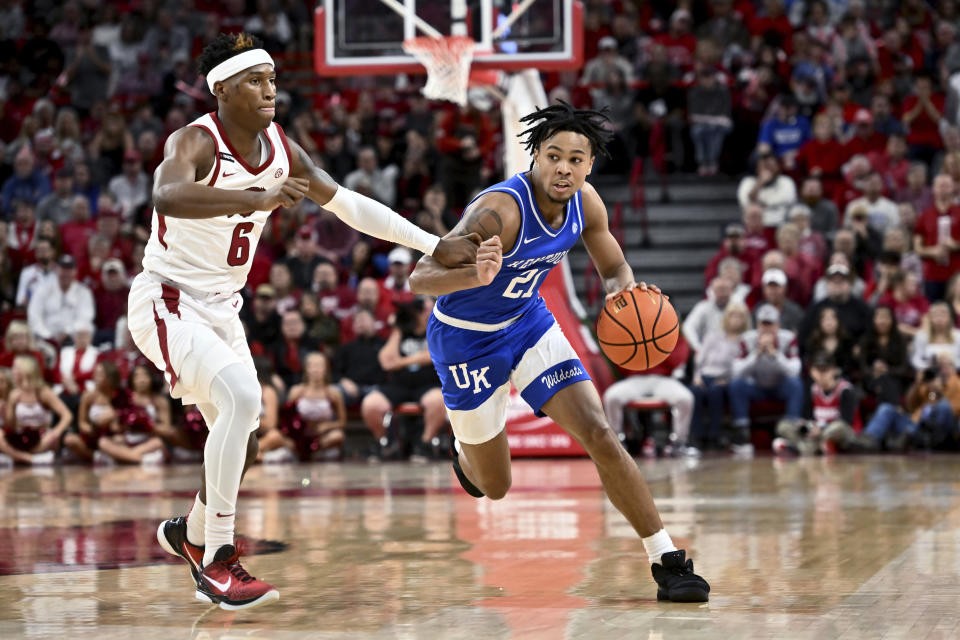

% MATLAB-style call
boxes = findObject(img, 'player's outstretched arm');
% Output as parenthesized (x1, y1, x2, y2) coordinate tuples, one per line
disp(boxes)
(153, 127, 309, 219)
(409, 193, 516, 296)
(580, 183, 663, 300)
(286, 138, 478, 268)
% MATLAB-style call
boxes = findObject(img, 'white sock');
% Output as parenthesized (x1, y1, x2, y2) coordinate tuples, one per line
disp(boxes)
(201, 364, 261, 567)
(185, 493, 205, 546)
(642, 528, 678, 565)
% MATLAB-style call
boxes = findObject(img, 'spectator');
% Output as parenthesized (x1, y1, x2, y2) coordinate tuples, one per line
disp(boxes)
(871, 133, 910, 194)
(360, 297, 445, 461)
(914, 173, 960, 301)
(107, 149, 149, 222)
(331, 308, 387, 408)
(311, 261, 352, 317)
(729, 304, 804, 455)
(63, 26, 111, 117)
(865, 250, 902, 304)
(843, 172, 899, 234)
(743, 203, 776, 258)
(737, 152, 797, 227)
(654, 9, 697, 70)
(436, 104, 495, 208)
(603, 337, 696, 456)
(776, 223, 820, 305)
(253, 356, 293, 464)
(902, 73, 945, 165)
(754, 268, 804, 333)
(860, 354, 960, 451)
(269, 261, 300, 316)
(796, 114, 845, 192)
(843, 204, 883, 263)
(870, 93, 906, 137)
(381, 246, 415, 312)
(877, 270, 929, 337)
(774, 353, 859, 456)
(56, 322, 98, 401)
(717, 256, 751, 303)
(27, 255, 95, 347)
(690, 302, 751, 452)
(704, 223, 758, 289)
(126, 364, 175, 454)
(1, 146, 51, 214)
(0, 355, 72, 466)
(633, 49, 687, 170)
(269, 310, 317, 389)
(15, 237, 56, 307)
(60, 196, 96, 261)
(35, 166, 75, 225)
(856, 304, 911, 406)
(798, 177, 840, 236)
(882, 226, 924, 284)
(340, 277, 391, 343)
(283, 352, 347, 460)
(0, 321, 47, 376)
(757, 95, 811, 170)
(910, 302, 960, 373)
(799, 263, 872, 349)
(93, 258, 129, 344)
(895, 163, 933, 214)
(844, 109, 887, 158)
(688, 66, 732, 176)
(343, 146, 397, 208)
(948, 273, 960, 328)
(580, 36, 634, 86)
(314, 209, 360, 266)
(788, 204, 828, 265)
(283, 225, 325, 291)
(299, 292, 340, 350)
(803, 306, 856, 373)
(683, 277, 733, 354)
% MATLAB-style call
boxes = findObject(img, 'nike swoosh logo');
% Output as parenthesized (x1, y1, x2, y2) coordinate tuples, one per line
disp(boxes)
(205, 575, 232, 592)
(523, 236, 541, 244)
(182, 542, 201, 568)
(216, 512, 233, 518)
(223, 172, 237, 178)
(232, 300, 239, 308)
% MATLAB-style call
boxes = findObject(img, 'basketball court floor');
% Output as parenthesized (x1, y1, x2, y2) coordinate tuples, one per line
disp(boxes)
(1, 455, 959, 639)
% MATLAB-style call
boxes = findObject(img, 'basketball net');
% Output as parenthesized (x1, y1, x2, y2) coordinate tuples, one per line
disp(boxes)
(403, 35, 476, 106)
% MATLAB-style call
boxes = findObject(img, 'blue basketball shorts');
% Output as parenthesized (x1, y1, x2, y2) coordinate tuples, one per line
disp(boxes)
(427, 298, 592, 444)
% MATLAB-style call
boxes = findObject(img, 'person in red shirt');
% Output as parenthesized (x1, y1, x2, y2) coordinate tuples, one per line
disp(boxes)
(903, 73, 945, 165)
(749, 0, 794, 51)
(60, 195, 96, 262)
(796, 114, 845, 193)
(869, 133, 910, 192)
(877, 270, 930, 337)
(338, 277, 392, 344)
(914, 173, 960, 301)
(654, 9, 697, 70)
(844, 109, 887, 159)
(704, 223, 760, 289)
(777, 222, 821, 305)
(93, 258, 129, 345)
(743, 203, 776, 255)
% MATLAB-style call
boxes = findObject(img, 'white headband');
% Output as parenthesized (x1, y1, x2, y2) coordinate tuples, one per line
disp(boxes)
(206, 49, 275, 94)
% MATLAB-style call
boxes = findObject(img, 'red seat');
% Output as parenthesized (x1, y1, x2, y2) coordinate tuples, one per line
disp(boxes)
(394, 402, 423, 416)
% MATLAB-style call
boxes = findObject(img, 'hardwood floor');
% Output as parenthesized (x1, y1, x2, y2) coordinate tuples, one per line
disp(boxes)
(1, 455, 960, 639)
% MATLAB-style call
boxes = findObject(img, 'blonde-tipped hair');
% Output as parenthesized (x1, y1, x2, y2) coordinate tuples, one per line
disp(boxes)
(13, 355, 44, 392)
(722, 302, 752, 334)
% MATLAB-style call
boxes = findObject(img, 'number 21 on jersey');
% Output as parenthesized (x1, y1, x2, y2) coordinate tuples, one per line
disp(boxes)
(503, 268, 547, 299)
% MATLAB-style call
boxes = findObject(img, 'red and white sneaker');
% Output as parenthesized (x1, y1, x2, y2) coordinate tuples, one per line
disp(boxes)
(195, 544, 279, 610)
(156, 516, 204, 582)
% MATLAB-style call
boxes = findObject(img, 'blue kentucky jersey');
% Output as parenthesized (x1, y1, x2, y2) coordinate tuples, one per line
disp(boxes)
(436, 172, 584, 324)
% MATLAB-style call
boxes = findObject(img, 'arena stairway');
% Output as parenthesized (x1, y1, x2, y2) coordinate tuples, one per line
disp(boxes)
(570, 175, 742, 318)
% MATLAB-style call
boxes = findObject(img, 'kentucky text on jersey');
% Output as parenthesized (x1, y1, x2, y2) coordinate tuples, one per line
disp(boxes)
(435, 172, 584, 326)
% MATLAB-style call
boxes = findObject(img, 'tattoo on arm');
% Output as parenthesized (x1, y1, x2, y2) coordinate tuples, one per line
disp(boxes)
(460, 207, 503, 240)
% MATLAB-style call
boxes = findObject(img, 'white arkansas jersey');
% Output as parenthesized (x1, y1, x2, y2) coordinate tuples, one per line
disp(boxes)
(142, 111, 292, 294)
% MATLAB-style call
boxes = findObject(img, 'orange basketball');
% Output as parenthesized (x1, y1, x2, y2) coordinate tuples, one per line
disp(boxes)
(597, 289, 679, 371)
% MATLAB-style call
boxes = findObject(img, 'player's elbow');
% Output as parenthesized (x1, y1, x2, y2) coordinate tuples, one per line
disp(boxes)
(153, 185, 175, 216)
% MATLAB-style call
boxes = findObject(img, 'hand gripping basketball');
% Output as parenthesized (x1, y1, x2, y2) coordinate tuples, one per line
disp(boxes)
(597, 287, 679, 371)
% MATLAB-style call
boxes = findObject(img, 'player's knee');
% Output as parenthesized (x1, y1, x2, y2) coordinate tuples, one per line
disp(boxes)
(483, 473, 512, 500)
(233, 383, 262, 423)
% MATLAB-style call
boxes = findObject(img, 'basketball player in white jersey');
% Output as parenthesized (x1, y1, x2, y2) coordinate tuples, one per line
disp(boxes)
(132, 33, 478, 610)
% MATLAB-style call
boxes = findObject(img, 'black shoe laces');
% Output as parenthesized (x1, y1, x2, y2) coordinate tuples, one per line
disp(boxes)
(227, 561, 255, 583)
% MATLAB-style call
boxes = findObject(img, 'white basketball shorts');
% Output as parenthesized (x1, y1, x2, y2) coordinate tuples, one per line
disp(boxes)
(127, 271, 254, 405)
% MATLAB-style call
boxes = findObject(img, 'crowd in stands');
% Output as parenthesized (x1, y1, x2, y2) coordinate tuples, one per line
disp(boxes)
(1, 1, 960, 464)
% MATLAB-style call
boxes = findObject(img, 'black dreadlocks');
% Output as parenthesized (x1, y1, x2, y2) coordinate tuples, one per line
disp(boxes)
(197, 32, 265, 77)
(518, 101, 614, 167)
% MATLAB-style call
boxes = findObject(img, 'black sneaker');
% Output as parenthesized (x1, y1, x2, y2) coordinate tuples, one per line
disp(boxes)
(651, 550, 710, 602)
(156, 516, 205, 583)
(449, 436, 484, 498)
(410, 440, 432, 464)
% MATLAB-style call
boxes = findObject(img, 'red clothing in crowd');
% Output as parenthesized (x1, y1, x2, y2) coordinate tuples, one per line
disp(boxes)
(877, 291, 930, 330)
(338, 307, 391, 344)
(782, 252, 820, 306)
(60, 219, 96, 263)
(744, 228, 775, 254)
(749, 14, 793, 50)
(869, 150, 910, 192)
(903, 93, 946, 149)
(914, 203, 960, 283)
(653, 32, 697, 69)
(844, 131, 887, 159)
(796, 138, 846, 183)
(93, 285, 129, 335)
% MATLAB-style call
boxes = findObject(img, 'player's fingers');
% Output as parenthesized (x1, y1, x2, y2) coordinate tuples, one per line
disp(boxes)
(462, 232, 483, 246)
(286, 177, 311, 191)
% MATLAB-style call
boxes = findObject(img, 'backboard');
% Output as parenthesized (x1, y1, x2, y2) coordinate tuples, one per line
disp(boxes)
(314, 0, 583, 76)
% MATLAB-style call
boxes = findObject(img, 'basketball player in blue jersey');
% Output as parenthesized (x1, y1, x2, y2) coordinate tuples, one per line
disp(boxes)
(139, 33, 479, 610)
(410, 103, 710, 602)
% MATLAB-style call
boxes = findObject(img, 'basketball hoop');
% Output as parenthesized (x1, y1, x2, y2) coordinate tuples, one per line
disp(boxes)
(403, 35, 475, 106)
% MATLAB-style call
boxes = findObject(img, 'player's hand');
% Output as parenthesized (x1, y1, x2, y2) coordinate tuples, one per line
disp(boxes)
(433, 233, 480, 267)
(606, 281, 669, 302)
(257, 177, 310, 210)
(476, 236, 502, 286)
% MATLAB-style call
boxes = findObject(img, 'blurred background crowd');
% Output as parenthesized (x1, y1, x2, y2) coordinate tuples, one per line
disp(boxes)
(0, 0, 958, 466)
